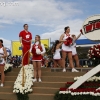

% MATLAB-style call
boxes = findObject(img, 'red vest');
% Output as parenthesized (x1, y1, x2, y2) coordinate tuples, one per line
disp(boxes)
(31, 44, 43, 56)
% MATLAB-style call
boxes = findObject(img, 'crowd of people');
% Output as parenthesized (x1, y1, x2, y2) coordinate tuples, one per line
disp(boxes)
(7, 55, 22, 67)
(0, 24, 83, 86)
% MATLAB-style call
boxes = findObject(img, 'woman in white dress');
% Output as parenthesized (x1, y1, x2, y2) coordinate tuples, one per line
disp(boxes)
(52, 40, 63, 68)
(0, 39, 7, 87)
(71, 33, 82, 67)
(59, 26, 79, 72)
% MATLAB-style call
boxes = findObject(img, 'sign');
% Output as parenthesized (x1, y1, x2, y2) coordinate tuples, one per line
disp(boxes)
(12, 39, 50, 56)
(82, 15, 100, 41)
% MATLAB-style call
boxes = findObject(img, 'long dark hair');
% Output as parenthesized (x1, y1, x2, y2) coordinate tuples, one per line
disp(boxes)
(53, 40, 60, 52)
(0, 39, 4, 47)
(64, 26, 69, 33)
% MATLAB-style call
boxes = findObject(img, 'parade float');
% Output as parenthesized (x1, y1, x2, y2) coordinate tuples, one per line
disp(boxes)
(54, 15, 100, 100)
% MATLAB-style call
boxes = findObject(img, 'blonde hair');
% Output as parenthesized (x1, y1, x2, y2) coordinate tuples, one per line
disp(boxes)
(35, 35, 41, 45)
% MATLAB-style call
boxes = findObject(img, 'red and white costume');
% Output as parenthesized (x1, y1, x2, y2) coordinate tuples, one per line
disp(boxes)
(0, 47, 5, 66)
(71, 43, 77, 56)
(53, 49, 61, 60)
(31, 42, 46, 61)
(19, 30, 32, 65)
(62, 34, 72, 52)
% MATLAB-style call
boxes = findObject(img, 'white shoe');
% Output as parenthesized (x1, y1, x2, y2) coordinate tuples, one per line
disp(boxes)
(38, 78, 42, 82)
(32, 78, 37, 82)
(1, 83, 4, 87)
(63, 68, 66, 72)
(72, 68, 79, 72)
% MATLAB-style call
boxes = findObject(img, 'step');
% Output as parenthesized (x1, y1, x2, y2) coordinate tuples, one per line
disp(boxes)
(4, 81, 65, 88)
(33, 87, 59, 94)
(0, 92, 54, 100)
(41, 76, 74, 82)
(6, 72, 18, 76)
(51, 67, 93, 72)
(12, 68, 51, 72)
(0, 86, 13, 92)
(34, 82, 65, 88)
(5, 76, 17, 81)
(6, 72, 85, 76)
(29, 93, 54, 100)
(12, 68, 21, 72)
(42, 72, 85, 76)
(0, 87, 58, 94)
(4, 81, 14, 86)
(0, 92, 17, 100)
(5, 76, 74, 82)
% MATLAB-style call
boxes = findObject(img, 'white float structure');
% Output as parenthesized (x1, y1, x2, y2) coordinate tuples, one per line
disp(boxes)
(69, 15, 100, 89)
(82, 15, 100, 42)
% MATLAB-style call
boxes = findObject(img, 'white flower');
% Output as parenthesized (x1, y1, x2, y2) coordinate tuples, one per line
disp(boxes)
(92, 53, 94, 55)
(79, 92, 82, 95)
(16, 90, 19, 93)
(93, 58, 95, 60)
(13, 90, 16, 93)
(74, 77, 77, 81)
(97, 52, 99, 54)
(65, 91, 68, 94)
(13, 64, 34, 94)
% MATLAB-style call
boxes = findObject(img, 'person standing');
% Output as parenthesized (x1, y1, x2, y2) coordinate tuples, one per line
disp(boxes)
(71, 33, 82, 67)
(52, 40, 63, 68)
(31, 35, 46, 82)
(0, 39, 7, 87)
(59, 26, 79, 72)
(19, 24, 32, 66)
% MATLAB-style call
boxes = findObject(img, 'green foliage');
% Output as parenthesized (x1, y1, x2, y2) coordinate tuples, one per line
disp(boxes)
(76, 47, 89, 59)
(16, 93, 29, 100)
(4, 67, 12, 74)
(54, 92, 100, 100)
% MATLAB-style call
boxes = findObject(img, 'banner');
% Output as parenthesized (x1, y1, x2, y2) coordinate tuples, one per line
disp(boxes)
(11, 39, 50, 56)
(82, 14, 100, 41)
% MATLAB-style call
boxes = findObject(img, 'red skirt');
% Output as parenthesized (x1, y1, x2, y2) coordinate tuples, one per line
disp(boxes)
(32, 54, 42, 61)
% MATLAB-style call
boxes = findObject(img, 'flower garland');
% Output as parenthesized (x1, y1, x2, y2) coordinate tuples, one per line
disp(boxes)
(74, 76, 100, 82)
(88, 44, 100, 66)
(4, 63, 12, 74)
(13, 64, 34, 100)
(88, 44, 100, 59)
(54, 72, 100, 100)
(59, 88, 100, 96)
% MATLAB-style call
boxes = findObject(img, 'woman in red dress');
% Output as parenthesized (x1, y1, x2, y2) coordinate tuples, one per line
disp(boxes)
(0, 39, 7, 87)
(31, 35, 46, 82)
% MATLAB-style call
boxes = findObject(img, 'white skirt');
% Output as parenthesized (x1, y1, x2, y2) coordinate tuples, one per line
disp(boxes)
(53, 53, 61, 60)
(72, 47, 77, 56)
(62, 43, 72, 52)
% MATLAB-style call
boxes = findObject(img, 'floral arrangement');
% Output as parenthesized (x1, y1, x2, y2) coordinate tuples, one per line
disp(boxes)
(74, 76, 100, 82)
(54, 72, 100, 100)
(88, 44, 100, 66)
(64, 37, 73, 46)
(13, 64, 34, 100)
(4, 63, 12, 74)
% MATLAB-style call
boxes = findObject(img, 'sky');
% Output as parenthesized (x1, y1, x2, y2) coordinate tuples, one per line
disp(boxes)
(0, 0, 100, 48)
